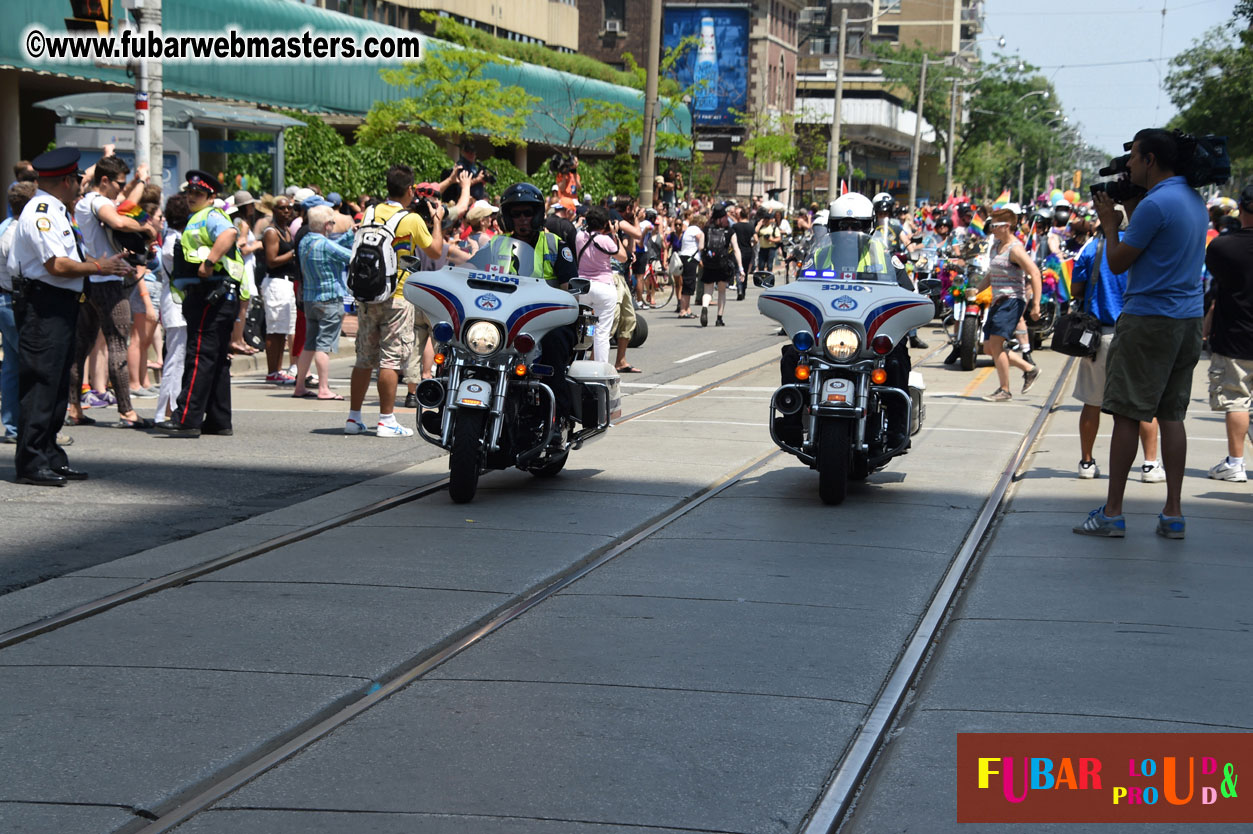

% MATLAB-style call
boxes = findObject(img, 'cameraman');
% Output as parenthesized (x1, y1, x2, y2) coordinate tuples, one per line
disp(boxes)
(449, 139, 490, 202)
(1076, 128, 1209, 539)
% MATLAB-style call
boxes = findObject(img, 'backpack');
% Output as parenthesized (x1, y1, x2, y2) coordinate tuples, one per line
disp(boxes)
(704, 226, 736, 273)
(347, 206, 408, 303)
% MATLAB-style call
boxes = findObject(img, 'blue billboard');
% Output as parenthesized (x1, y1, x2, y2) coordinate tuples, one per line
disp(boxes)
(663, 7, 750, 128)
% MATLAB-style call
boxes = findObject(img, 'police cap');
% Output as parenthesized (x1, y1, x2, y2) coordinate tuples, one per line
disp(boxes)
(185, 169, 224, 195)
(31, 148, 83, 178)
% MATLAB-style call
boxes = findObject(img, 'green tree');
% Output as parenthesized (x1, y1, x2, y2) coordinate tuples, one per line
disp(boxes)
(1165, 4, 1253, 180)
(867, 41, 967, 167)
(360, 26, 539, 148)
(606, 126, 638, 199)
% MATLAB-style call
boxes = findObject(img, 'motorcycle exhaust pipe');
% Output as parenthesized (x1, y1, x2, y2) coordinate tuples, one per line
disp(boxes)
(773, 387, 805, 416)
(416, 378, 446, 409)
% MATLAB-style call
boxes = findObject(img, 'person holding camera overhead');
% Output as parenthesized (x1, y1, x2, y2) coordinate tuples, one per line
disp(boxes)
(452, 139, 491, 203)
(66, 154, 156, 430)
(1075, 128, 1211, 539)
(554, 155, 581, 212)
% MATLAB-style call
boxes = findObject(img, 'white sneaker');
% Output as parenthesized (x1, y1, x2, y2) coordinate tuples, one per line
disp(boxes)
(376, 421, 414, 438)
(1140, 460, 1166, 483)
(1078, 459, 1100, 479)
(344, 418, 367, 435)
(1208, 458, 1247, 482)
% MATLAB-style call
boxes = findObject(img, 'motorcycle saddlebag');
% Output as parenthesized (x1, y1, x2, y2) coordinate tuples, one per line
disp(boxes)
(568, 360, 622, 424)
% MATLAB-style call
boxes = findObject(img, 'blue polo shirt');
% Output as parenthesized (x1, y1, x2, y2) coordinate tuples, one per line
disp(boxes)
(1072, 233, 1128, 326)
(1120, 175, 1207, 319)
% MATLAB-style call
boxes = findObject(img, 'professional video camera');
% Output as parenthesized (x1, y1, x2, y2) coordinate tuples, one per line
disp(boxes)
(1091, 130, 1230, 202)
(107, 228, 151, 267)
(547, 153, 578, 176)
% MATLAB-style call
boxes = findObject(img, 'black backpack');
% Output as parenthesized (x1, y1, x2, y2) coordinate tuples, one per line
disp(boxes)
(704, 226, 736, 273)
(347, 206, 408, 303)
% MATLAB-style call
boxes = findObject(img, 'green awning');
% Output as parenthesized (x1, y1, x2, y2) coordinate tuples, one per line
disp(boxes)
(5, 0, 689, 156)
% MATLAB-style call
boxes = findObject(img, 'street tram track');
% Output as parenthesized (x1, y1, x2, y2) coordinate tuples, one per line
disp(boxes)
(0, 356, 777, 651)
(803, 356, 1078, 834)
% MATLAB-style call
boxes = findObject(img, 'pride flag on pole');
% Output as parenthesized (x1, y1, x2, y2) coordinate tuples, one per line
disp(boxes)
(991, 189, 1012, 209)
(968, 211, 986, 236)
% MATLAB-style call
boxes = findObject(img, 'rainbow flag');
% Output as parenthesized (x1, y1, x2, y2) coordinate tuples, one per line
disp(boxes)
(991, 189, 1012, 209)
(1043, 254, 1073, 302)
(968, 211, 986, 236)
(1060, 257, 1074, 300)
(117, 200, 149, 224)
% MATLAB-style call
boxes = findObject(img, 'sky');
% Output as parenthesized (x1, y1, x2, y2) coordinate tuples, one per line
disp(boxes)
(981, 0, 1238, 156)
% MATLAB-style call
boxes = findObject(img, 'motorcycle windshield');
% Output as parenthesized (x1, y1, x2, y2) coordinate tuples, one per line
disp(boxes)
(465, 235, 538, 278)
(797, 231, 891, 282)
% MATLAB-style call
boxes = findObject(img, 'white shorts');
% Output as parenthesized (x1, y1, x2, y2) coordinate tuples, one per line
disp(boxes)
(261, 276, 297, 335)
(1071, 325, 1116, 407)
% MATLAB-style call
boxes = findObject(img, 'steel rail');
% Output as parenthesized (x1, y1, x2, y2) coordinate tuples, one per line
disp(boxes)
(801, 356, 1078, 834)
(128, 446, 784, 834)
(0, 356, 777, 652)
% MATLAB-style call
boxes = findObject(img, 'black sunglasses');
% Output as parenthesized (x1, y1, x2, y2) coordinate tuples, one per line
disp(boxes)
(508, 207, 537, 219)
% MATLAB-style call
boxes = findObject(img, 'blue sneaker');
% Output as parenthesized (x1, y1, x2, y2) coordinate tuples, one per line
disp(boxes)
(1073, 505, 1126, 537)
(1156, 514, 1185, 539)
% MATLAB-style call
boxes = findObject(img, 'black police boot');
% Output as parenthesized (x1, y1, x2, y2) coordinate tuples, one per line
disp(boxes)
(909, 334, 928, 349)
(943, 347, 960, 365)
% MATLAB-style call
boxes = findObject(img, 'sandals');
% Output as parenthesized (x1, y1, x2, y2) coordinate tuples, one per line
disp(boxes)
(616, 365, 643, 374)
(65, 414, 97, 426)
(117, 416, 155, 429)
(678, 312, 696, 319)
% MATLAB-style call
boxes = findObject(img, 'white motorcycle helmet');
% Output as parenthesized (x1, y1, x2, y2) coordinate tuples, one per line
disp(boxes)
(871, 191, 895, 215)
(829, 192, 874, 232)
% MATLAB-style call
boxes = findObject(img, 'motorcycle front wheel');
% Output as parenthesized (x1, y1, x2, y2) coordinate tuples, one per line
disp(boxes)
(448, 408, 488, 503)
(959, 316, 980, 371)
(816, 419, 851, 505)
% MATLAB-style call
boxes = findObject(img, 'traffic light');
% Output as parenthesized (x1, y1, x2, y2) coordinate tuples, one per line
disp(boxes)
(65, 0, 112, 35)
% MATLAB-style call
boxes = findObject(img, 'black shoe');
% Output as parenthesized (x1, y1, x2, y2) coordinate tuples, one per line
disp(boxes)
(53, 466, 89, 481)
(908, 336, 928, 349)
(16, 468, 67, 487)
(403, 391, 418, 409)
(736, 291, 745, 301)
(943, 349, 960, 365)
(201, 427, 234, 436)
(154, 420, 201, 438)
(716, 316, 725, 326)
(700, 307, 708, 327)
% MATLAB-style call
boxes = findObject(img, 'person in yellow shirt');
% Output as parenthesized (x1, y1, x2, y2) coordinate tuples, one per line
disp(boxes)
(346, 165, 443, 437)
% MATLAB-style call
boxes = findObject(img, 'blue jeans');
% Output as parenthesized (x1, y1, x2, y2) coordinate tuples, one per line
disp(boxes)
(0, 292, 18, 437)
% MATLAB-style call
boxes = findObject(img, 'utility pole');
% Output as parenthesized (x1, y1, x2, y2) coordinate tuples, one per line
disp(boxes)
(944, 75, 958, 200)
(907, 54, 928, 208)
(147, 0, 163, 190)
(826, 7, 848, 199)
(637, 0, 662, 208)
(1017, 153, 1024, 204)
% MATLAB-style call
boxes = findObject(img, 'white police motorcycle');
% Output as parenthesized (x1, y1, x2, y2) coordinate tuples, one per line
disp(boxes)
(401, 241, 620, 503)
(754, 231, 940, 504)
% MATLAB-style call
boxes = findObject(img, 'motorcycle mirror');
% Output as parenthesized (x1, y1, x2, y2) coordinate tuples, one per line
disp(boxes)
(917, 277, 942, 296)
(752, 271, 775, 288)
(567, 277, 591, 296)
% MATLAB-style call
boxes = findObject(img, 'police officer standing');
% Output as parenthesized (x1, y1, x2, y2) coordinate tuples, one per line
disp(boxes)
(7, 148, 133, 485)
(155, 170, 242, 438)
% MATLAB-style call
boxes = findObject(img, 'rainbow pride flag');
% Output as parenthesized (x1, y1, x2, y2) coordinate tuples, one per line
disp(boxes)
(116, 200, 149, 224)
(991, 189, 1012, 209)
(1043, 254, 1073, 302)
(968, 211, 986, 236)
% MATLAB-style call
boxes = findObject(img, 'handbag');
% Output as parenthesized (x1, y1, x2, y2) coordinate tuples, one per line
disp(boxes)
(1050, 238, 1105, 359)
(668, 250, 683, 278)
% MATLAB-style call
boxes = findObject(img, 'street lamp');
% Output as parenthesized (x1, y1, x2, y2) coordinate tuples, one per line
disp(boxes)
(1013, 89, 1050, 106)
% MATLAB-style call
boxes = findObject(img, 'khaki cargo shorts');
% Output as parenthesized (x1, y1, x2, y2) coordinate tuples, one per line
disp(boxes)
(354, 296, 415, 371)
(1070, 325, 1117, 408)
(612, 271, 636, 340)
(1102, 313, 1202, 423)
(405, 307, 432, 380)
(1208, 352, 1253, 412)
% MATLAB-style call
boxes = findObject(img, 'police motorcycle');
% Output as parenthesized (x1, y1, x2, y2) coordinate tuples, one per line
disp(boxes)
(753, 230, 940, 505)
(401, 240, 620, 504)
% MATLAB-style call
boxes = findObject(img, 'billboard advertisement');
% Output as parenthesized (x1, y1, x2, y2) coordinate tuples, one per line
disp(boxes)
(663, 6, 750, 128)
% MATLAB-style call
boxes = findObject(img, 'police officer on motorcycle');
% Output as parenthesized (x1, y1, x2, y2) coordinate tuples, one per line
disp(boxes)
(778, 192, 915, 449)
(474, 183, 579, 427)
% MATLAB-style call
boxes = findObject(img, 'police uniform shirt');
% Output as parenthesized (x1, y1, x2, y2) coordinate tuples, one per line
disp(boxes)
(74, 191, 123, 283)
(6, 189, 84, 292)
(551, 234, 578, 284)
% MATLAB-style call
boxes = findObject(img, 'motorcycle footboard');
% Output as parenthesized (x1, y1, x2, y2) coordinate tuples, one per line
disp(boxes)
(871, 385, 913, 458)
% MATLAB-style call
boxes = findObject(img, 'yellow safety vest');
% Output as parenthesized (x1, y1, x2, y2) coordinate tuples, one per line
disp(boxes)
(482, 231, 563, 285)
(177, 206, 248, 299)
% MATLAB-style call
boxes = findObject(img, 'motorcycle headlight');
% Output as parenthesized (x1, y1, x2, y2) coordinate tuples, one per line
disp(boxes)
(964, 287, 979, 302)
(464, 321, 503, 356)
(824, 326, 860, 361)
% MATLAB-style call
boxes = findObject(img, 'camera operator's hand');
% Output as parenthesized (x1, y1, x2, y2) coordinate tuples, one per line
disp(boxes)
(1093, 190, 1122, 235)
(430, 199, 446, 224)
(472, 170, 488, 185)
